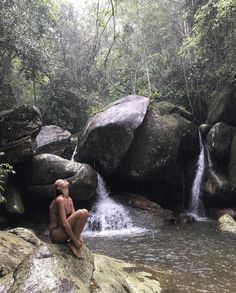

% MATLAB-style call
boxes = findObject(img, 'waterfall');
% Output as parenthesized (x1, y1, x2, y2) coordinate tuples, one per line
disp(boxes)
(85, 174, 145, 236)
(189, 130, 206, 218)
(71, 143, 78, 161)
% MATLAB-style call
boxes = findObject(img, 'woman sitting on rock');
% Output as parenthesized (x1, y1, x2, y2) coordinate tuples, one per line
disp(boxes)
(49, 179, 89, 258)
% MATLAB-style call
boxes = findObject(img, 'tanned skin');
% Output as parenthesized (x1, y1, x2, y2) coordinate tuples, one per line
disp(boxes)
(49, 179, 89, 258)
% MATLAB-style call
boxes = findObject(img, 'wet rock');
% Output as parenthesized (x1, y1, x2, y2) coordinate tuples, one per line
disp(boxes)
(21, 154, 97, 201)
(213, 208, 236, 220)
(5, 181, 25, 214)
(76, 95, 150, 175)
(94, 254, 162, 293)
(117, 101, 198, 186)
(7, 243, 94, 293)
(120, 192, 176, 224)
(207, 85, 236, 126)
(35, 125, 71, 156)
(218, 214, 236, 233)
(199, 123, 211, 138)
(0, 229, 39, 293)
(201, 164, 236, 208)
(177, 213, 195, 224)
(0, 105, 41, 164)
(229, 133, 236, 186)
(8, 227, 42, 246)
(87, 215, 102, 231)
(206, 122, 236, 168)
(0, 228, 164, 293)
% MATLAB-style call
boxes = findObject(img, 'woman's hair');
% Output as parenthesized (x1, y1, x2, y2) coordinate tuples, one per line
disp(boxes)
(54, 180, 62, 197)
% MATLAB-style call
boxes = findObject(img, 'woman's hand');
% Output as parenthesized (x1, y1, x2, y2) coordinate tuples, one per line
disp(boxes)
(74, 239, 82, 249)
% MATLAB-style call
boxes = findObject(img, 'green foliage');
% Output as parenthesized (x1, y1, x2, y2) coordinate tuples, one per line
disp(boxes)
(0, 0, 235, 129)
(0, 152, 15, 205)
(181, 0, 236, 101)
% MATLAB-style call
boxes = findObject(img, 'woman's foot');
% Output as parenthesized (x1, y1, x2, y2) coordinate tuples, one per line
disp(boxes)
(68, 243, 83, 259)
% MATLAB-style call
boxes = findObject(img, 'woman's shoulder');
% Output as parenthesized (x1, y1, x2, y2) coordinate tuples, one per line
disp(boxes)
(55, 195, 64, 203)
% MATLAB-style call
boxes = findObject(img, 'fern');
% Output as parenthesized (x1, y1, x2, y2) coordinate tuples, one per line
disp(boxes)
(0, 152, 15, 205)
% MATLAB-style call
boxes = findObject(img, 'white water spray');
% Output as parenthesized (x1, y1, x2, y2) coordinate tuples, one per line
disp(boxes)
(189, 130, 206, 218)
(71, 143, 78, 161)
(85, 174, 146, 236)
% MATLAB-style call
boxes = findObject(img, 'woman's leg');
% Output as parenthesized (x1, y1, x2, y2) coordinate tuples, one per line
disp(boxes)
(67, 209, 89, 240)
(50, 227, 69, 243)
(67, 209, 89, 257)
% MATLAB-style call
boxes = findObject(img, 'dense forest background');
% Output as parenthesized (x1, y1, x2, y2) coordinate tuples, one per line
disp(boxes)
(0, 0, 235, 133)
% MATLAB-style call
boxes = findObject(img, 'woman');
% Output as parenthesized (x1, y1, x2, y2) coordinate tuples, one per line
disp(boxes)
(49, 179, 89, 258)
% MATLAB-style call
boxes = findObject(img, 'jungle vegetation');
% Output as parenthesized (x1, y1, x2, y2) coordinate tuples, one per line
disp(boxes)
(0, 0, 235, 132)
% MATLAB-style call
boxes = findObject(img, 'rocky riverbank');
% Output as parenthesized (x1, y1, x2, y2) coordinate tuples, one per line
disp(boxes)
(0, 228, 162, 293)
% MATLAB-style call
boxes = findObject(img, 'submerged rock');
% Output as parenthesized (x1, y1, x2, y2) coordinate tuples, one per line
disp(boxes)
(218, 214, 236, 234)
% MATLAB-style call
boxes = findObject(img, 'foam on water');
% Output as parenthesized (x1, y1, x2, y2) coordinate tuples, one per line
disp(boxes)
(84, 173, 147, 236)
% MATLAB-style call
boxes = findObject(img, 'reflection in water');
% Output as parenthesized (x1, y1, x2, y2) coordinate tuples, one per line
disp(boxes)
(84, 210, 236, 293)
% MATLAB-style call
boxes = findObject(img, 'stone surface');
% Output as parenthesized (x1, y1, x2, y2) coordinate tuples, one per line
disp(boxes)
(218, 214, 236, 233)
(0, 228, 164, 293)
(93, 254, 162, 293)
(120, 192, 176, 224)
(77, 95, 150, 175)
(0, 229, 40, 293)
(207, 85, 236, 127)
(117, 101, 198, 185)
(7, 244, 94, 293)
(229, 133, 236, 186)
(5, 181, 25, 214)
(21, 154, 97, 201)
(206, 122, 236, 168)
(35, 125, 71, 156)
(0, 105, 41, 164)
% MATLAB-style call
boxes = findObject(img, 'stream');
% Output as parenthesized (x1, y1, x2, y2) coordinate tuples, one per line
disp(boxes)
(84, 209, 236, 293)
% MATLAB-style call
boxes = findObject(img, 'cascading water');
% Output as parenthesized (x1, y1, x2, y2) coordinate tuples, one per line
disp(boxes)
(71, 143, 78, 161)
(188, 130, 206, 218)
(84, 173, 145, 236)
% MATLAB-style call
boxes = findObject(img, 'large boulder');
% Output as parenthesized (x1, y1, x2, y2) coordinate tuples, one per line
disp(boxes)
(0, 228, 94, 293)
(203, 169, 236, 208)
(0, 105, 41, 164)
(0, 229, 40, 292)
(20, 154, 97, 202)
(207, 85, 236, 126)
(117, 101, 198, 184)
(76, 95, 150, 175)
(206, 122, 236, 169)
(0, 228, 164, 293)
(229, 133, 236, 186)
(35, 125, 71, 157)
